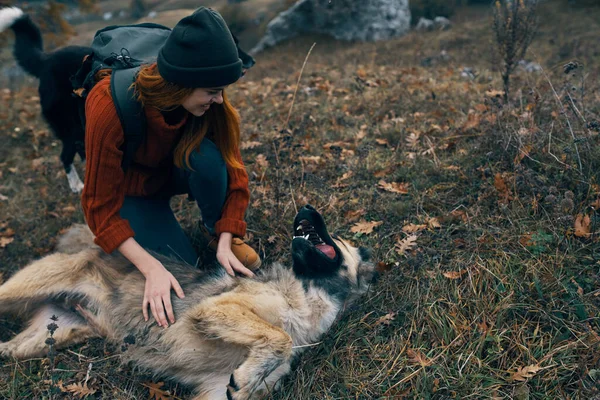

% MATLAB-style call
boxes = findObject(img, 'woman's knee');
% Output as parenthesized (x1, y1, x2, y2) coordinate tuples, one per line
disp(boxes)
(188, 139, 225, 171)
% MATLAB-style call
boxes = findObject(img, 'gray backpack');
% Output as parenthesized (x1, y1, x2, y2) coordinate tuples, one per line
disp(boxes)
(71, 22, 255, 170)
(71, 23, 172, 170)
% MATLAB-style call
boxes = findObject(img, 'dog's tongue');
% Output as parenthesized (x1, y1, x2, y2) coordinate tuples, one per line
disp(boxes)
(316, 244, 336, 259)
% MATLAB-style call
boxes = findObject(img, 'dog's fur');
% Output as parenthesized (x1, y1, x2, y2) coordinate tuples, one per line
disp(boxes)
(0, 7, 256, 193)
(0, 206, 375, 400)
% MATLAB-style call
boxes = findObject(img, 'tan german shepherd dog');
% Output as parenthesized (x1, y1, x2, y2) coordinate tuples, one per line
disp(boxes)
(0, 205, 375, 400)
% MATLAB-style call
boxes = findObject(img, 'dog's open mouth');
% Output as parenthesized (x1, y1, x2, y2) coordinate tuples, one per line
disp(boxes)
(294, 219, 337, 259)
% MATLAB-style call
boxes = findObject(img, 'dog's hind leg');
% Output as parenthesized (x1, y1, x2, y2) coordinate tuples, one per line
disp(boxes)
(191, 302, 293, 400)
(0, 304, 96, 359)
(0, 249, 102, 315)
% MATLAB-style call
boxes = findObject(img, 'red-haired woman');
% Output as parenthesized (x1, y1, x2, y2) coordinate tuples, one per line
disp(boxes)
(81, 8, 259, 329)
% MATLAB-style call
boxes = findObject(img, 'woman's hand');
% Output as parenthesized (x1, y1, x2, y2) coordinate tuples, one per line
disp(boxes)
(142, 259, 185, 327)
(216, 232, 255, 278)
(118, 238, 185, 327)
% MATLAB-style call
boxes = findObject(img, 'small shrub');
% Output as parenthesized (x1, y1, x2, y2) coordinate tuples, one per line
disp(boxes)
(492, 0, 539, 103)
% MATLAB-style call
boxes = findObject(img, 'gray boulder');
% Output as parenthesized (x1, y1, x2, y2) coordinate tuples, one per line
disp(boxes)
(251, 0, 410, 53)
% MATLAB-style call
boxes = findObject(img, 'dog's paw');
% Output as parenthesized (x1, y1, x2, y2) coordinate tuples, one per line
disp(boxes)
(69, 181, 84, 194)
(226, 373, 250, 400)
(0, 342, 13, 359)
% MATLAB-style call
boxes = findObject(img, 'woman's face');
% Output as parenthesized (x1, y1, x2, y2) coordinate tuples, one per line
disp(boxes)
(181, 87, 226, 116)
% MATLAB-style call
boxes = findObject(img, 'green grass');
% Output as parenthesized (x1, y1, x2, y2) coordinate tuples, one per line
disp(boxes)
(1, 0, 600, 398)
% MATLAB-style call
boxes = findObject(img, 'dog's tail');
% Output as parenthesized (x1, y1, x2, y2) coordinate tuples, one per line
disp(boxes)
(0, 7, 45, 77)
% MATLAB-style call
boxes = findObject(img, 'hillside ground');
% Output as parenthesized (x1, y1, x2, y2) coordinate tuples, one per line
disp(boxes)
(1, 1, 600, 398)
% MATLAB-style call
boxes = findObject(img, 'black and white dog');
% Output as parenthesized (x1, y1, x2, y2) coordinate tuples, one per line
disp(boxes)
(0, 7, 255, 193)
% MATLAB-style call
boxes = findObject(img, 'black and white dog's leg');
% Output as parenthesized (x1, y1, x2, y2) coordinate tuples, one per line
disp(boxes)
(60, 142, 84, 193)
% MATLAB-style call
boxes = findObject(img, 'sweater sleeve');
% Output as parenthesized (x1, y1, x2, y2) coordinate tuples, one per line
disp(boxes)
(214, 145, 250, 238)
(81, 79, 135, 253)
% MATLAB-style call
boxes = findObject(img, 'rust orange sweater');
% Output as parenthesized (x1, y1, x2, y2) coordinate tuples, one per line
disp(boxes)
(82, 77, 250, 254)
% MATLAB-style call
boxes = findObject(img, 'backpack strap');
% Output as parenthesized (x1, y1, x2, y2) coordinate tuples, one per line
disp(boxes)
(110, 67, 146, 171)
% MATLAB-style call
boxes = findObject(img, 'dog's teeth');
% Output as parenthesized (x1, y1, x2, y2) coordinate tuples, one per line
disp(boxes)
(296, 225, 303, 231)
(303, 234, 310, 240)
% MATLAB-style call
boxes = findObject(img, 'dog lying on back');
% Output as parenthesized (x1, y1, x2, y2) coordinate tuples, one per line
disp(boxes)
(0, 7, 256, 193)
(0, 205, 375, 400)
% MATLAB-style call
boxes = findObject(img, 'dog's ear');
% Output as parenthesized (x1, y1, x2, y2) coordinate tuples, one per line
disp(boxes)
(358, 246, 372, 262)
(232, 33, 256, 70)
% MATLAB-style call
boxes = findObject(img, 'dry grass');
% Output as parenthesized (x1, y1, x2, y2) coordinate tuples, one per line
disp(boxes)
(1, 0, 600, 398)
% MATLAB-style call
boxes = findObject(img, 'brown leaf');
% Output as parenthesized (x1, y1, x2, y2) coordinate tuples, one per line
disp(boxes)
(406, 348, 432, 367)
(64, 382, 96, 398)
(427, 217, 441, 229)
(574, 214, 591, 237)
(144, 381, 173, 400)
(267, 235, 276, 244)
(0, 237, 14, 248)
(356, 68, 367, 79)
(345, 209, 366, 222)
(350, 220, 383, 235)
(442, 270, 467, 280)
(377, 180, 409, 194)
(376, 261, 393, 273)
(373, 165, 397, 178)
(402, 223, 427, 233)
(0, 228, 14, 238)
(395, 234, 418, 256)
(511, 365, 542, 382)
(485, 89, 504, 98)
(494, 173, 512, 202)
(374, 312, 396, 327)
(375, 138, 389, 146)
(462, 112, 481, 131)
(240, 141, 262, 150)
(255, 154, 269, 169)
(514, 145, 533, 165)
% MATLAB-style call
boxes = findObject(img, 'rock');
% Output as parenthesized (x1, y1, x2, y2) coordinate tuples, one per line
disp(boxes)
(415, 17, 434, 31)
(434, 16, 451, 30)
(518, 60, 543, 72)
(416, 16, 451, 31)
(252, 0, 410, 53)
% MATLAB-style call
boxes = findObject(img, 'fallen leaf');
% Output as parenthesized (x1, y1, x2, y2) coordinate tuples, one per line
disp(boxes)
(345, 209, 366, 222)
(0, 237, 14, 248)
(267, 235, 276, 244)
(406, 349, 432, 367)
(374, 312, 396, 327)
(62, 205, 76, 213)
(144, 381, 173, 400)
(0, 228, 14, 238)
(255, 154, 269, 169)
(395, 234, 418, 256)
(511, 365, 542, 382)
(402, 223, 427, 233)
(494, 173, 512, 202)
(375, 138, 389, 146)
(514, 144, 533, 165)
(64, 382, 96, 398)
(299, 155, 323, 164)
(427, 217, 442, 229)
(373, 165, 397, 178)
(442, 270, 466, 280)
(377, 180, 409, 194)
(240, 141, 262, 150)
(462, 112, 481, 131)
(0, 193, 7, 201)
(574, 214, 591, 237)
(356, 68, 367, 79)
(485, 89, 504, 98)
(350, 220, 383, 235)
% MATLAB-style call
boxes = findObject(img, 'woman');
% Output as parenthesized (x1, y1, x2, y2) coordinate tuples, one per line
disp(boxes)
(82, 8, 259, 329)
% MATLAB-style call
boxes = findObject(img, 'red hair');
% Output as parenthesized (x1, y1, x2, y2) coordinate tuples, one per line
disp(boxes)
(95, 63, 243, 170)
